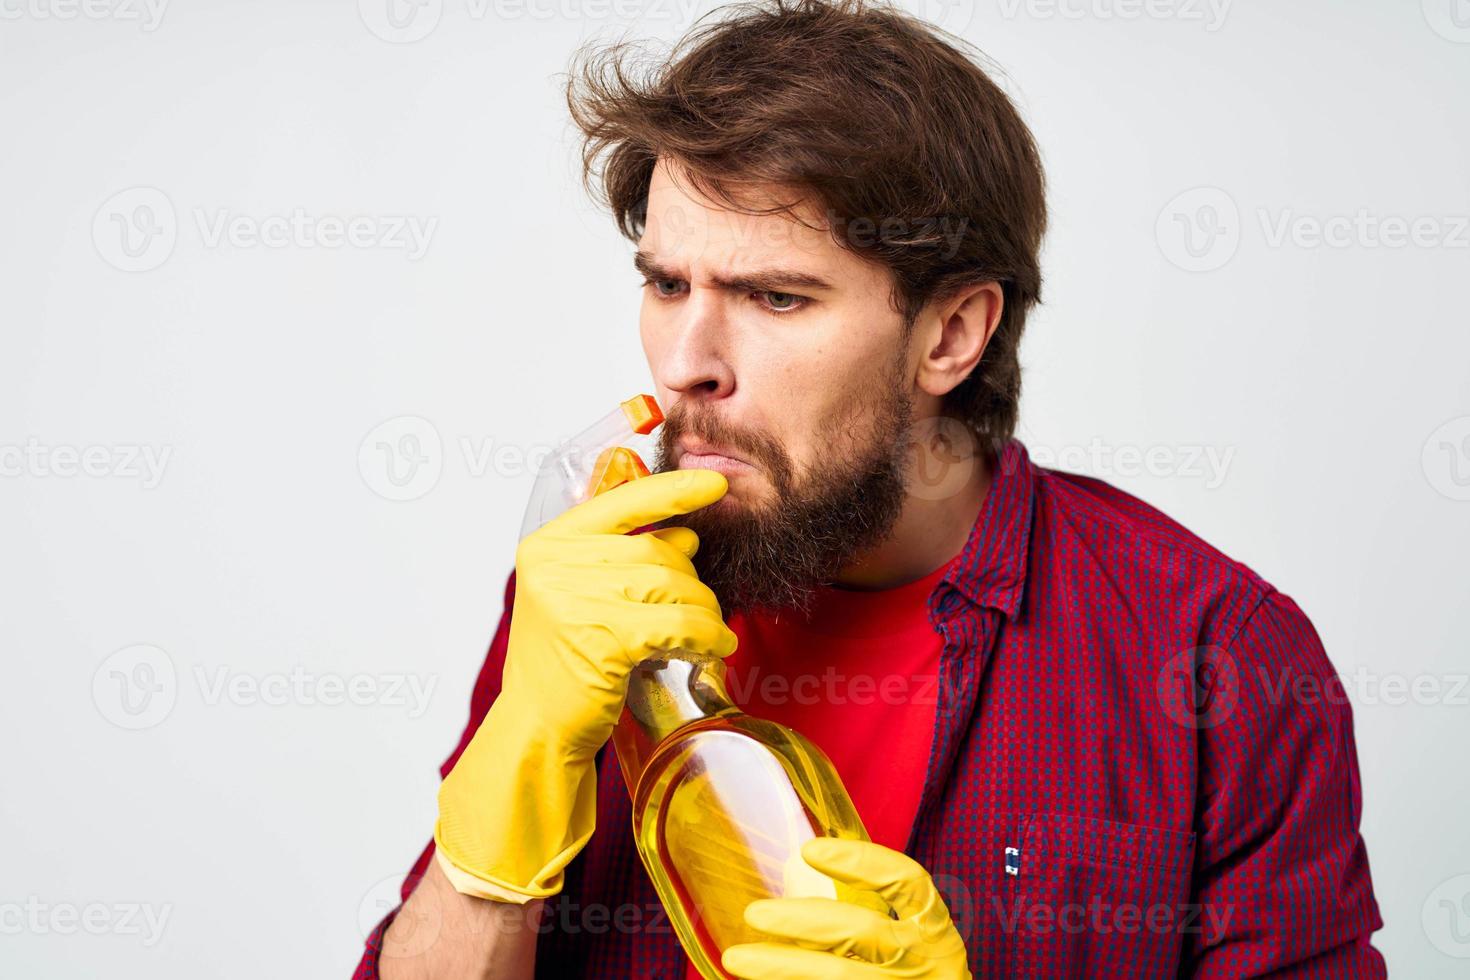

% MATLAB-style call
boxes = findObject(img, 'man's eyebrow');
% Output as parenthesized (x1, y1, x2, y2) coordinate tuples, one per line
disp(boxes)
(633, 250, 833, 293)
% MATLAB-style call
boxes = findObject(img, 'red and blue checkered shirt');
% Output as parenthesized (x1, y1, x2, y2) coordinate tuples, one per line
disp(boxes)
(355, 438, 1385, 978)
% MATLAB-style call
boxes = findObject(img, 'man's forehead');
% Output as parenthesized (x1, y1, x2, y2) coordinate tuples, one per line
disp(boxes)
(641, 168, 850, 276)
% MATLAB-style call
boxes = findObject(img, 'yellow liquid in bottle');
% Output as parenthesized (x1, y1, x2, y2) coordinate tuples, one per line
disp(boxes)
(613, 653, 874, 980)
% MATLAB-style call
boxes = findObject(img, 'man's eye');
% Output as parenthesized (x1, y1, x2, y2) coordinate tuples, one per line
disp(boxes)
(648, 278, 686, 298)
(759, 291, 805, 313)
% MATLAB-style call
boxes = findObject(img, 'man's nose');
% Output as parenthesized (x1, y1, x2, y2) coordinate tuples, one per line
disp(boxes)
(654, 289, 735, 400)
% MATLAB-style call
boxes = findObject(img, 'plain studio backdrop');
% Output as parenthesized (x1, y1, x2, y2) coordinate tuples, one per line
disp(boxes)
(2, 0, 1467, 976)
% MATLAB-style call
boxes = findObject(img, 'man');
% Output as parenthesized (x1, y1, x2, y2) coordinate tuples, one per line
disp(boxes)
(357, 1, 1384, 976)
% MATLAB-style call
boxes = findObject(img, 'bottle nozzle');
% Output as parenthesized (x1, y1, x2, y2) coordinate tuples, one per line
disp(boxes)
(518, 393, 664, 539)
(620, 394, 663, 435)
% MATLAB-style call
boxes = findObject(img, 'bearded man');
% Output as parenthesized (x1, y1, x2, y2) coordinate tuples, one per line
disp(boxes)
(357, 2, 1384, 977)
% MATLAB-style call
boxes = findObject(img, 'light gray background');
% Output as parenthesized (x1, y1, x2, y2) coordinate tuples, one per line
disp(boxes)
(3, 0, 1467, 976)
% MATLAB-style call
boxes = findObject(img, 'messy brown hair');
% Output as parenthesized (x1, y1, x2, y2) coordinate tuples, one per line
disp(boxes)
(567, 0, 1047, 445)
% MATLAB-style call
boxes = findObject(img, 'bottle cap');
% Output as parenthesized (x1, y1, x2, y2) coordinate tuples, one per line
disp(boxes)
(621, 394, 663, 435)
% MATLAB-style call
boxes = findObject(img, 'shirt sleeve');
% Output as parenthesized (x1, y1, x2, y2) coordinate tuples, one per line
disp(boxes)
(1182, 589, 1386, 978)
(352, 570, 518, 979)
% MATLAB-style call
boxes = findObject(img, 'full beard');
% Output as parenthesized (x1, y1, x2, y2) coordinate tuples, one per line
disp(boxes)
(650, 356, 914, 620)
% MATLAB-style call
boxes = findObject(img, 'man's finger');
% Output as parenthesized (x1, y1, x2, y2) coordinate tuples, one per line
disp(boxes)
(801, 838, 936, 921)
(588, 595, 739, 663)
(723, 941, 887, 980)
(743, 897, 900, 964)
(646, 525, 700, 559)
(551, 469, 727, 537)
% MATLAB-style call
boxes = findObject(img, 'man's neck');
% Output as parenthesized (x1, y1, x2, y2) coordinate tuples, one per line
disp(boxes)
(832, 437, 993, 592)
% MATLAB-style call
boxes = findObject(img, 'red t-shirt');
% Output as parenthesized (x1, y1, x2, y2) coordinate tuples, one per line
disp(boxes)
(678, 557, 954, 978)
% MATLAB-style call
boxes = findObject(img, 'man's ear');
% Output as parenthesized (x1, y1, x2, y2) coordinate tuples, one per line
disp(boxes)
(914, 281, 1004, 399)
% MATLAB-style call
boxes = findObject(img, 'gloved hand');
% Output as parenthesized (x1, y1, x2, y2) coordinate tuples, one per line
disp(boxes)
(434, 469, 738, 903)
(724, 838, 972, 979)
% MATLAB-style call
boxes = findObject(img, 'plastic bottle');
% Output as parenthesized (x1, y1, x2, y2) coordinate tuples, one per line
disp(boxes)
(519, 393, 663, 539)
(520, 394, 877, 980)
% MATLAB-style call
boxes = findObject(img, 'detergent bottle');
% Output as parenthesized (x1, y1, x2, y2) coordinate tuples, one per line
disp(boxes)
(520, 394, 880, 980)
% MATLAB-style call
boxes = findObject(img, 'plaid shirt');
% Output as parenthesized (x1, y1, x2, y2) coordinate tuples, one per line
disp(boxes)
(355, 438, 1385, 978)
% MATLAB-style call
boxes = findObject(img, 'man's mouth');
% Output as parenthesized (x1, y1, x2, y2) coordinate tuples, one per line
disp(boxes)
(676, 437, 756, 476)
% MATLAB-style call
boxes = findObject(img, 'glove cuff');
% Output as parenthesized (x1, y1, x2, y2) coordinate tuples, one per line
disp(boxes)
(432, 846, 561, 904)
(433, 698, 601, 902)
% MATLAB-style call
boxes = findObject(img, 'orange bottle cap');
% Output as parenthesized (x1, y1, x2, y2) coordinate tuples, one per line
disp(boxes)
(620, 394, 663, 435)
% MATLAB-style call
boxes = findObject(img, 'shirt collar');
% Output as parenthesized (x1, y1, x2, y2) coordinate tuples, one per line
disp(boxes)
(937, 437, 1037, 621)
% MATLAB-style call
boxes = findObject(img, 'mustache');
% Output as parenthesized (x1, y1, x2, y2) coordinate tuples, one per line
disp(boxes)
(655, 405, 793, 490)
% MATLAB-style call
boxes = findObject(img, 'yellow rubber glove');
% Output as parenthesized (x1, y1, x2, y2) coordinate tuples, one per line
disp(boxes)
(723, 838, 972, 980)
(434, 469, 738, 903)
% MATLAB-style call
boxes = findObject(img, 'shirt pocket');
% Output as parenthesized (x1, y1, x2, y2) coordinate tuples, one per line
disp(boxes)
(1000, 813, 1197, 980)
